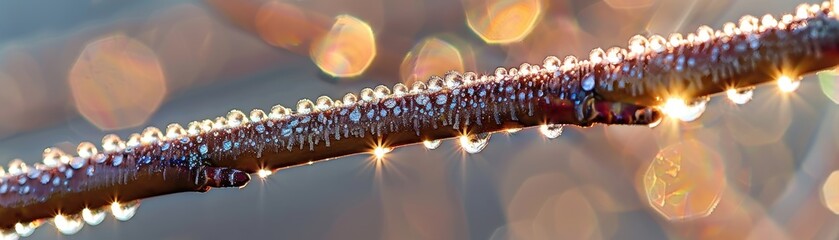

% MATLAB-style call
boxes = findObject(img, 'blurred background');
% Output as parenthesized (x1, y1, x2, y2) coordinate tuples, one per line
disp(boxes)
(1, 0, 838, 239)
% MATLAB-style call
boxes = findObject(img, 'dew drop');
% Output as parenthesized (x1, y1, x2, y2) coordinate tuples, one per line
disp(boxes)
(628, 35, 648, 55)
(518, 63, 531, 75)
(411, 81, 427, 93)
(423, 139, 441, 150)
(111, 201, 140, 221)
(8, 160, 28, 175)
(696, 25, 715, 43)
(200, 119, 214, 132)
(444, 71, 463, 88)
(648, 35, 667, 53)
(459, 133, 490, 154)
(739, 15, 759, 33)
(249, 109, 266, 122)
(648, 116, 663, 128)
(777, 75, 801, 93)
(581, 73, 596, 91)
(668, 33, 684, 48)
(343, 93, 359, 104)
(82, 208, 106, 226)
(723, 22, 738, 36)
(126, 133, 142, 148)
(761, 14, 778, 30)
(270, 105, 291, 119)
(543, 56, 560, 72)
(796, 4, 811, 20)
(360, 88, 376, 101)
(506, 128, 521, 133)
(14, 221, 39, 237)
(165, 123, 186, 139)
(428, 76, 445, 92)
(681, 97, 709, 122)
(606, 47, 625, 64)
(141, 127, 164, 144)
(494, 67, 507, 79)
(42, 148, 66, 167)
(463, 72, 478, 85)
(374, 85, 391, 99)
(316, 96, 334, 111)
(561, 56, 578, 72)
(540, 124, 563, 139)
(589, 48, 605, 64)
(393, 83, 408, 96)
(53, 214, 84, 235)
(0, 229, 18, 240)
(76, 142, 98, 159)
(100, 134, 122, 154)
(227, 110, 248, 127)
(726, 88, 755, 105)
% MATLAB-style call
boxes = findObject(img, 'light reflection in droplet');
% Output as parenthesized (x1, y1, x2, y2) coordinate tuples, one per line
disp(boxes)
(13, 221, 39, 237)
(53, 214, 84, 235)
(69, 35, 167, 130)
(423, 140, 442, 150)
(539, 124, 562, 139)
(821, 171, 839, 214)
(257, 169, 273, 179)
(726, 88, 754, 105)
(400, 37, 464, 84)
(777, 75, 800, 93)
(111, 201, 140, 221)
(372, 146, 392, 160)
(310, 15, 376, 77)
(660, 97, 708, 122)
(82, 208, 107, 226)
(463, 0, 542, 44)
(459, 133, 490, 154)
(642, 140, 725, 221)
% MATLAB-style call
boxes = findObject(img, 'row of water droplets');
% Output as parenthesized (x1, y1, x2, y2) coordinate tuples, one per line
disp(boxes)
(0, 201, 138, 239)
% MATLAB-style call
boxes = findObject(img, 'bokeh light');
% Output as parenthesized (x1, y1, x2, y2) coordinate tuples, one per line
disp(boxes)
(69, 35, 167, 130)
(255, 1, 327, 49)
(818, 71, 839, 104)
(310, 15, 376, 77)
(642, 140, 725, 221)
(822, 171, 839, 214)
(603, 0, 656, 9)
(399, 37, 464, 84)
(463, 0, 542, 44)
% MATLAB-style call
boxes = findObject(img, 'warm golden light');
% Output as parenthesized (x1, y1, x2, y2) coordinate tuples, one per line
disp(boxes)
(257, 169, 273, 178)
(777, 75, 800, 93)
(659, 97, 707, 122)
(400, 37, 464, 83)
(642, 140, 725, 221)
(505, 128, 522, 133)
(14, 221, 39, 237)
(422, 140, 441, 150)
(822, 171, 839, 214)
(463, 0, 542, 44)
(726, 88, 754, 105)
(310, 15, 376, 77)
(53, 214, 84, 235)
(373, 146, 392, 160)
(82, 208, 106, 226)
(110, 201, 139, 221)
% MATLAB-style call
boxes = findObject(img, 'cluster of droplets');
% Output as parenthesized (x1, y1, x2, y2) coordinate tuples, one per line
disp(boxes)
(0, 201, 138, 238)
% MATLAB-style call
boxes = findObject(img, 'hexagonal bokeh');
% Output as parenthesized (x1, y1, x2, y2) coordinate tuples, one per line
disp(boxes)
(643, 140, 726, 221)
(310, 14, 376, 78)
(399, 37, 464, 83)
(68, 35, 167, 130)
(463, 0, 542, 44)
(822, 171, 839, 214)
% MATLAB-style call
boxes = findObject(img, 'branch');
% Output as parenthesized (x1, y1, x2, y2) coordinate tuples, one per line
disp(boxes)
(1, 1, 838, 237)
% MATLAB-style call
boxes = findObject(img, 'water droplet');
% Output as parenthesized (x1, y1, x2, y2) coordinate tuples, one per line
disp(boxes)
(777, 75, 801, 93)
(43, 148, 66, 167)
(411, 81, 427, 93)
(0, 229, 18, 240)
(249, 109, 266, 122)
(505, 128, 521, 133)
(343, 93, 359, 105)
(796, 4, 811, 20)
(696, 25, 714, 43)
(463, 72, 478, 85)
(13, 221, 39, 237)
(374, 85, 391, 99)
(165, 124, 185, 139)
(428, 76, 444, 92)
(141, 127, 164, 144)
(199, 145, 208, 155)
(722, 22, 738, 36)
(200, 120, 214, 132)
(213, 117, 228, 130)
(257, 169, 273, 178)
(393, 83, 408, 96)
(581, 73, 596, 91)
(53, 214, 84, 235)
(111, 201, 140, 221)
(518, 63, 531, 75)
(561, 56, 577, 72)
(316, 96, 334, 111)
(76, 142, 98, 160)
(459, 133, 490, 154)
(126, 133, 142, 148)
(8, 160, 28, 175)
(628, 35, 648, 55)
(668, 33, 684, 48)
(494, 67, 507, 79)
(101, 134, 125, 153)
(360, 88, 376, 101)
(648, 116, 663, 128)
(605, 47, 625, 64)
(761, 14, 778, 30)
(270, 105, 291, 119)
(423, 139, 441, 150)
(589, 48, 605, 64)
(739, 15, 759, 33)
(726, 88, 755, 105)
(444, 71, 463, 88)
(540, 124, 563, 139)
(82, 208, 106, 226)
(648, 35, 666, 53)
(0, 167, 5, 177)
(227, 110, 248, 127)
(683, 98, 709, 122)
(543, 56, 560, 72)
